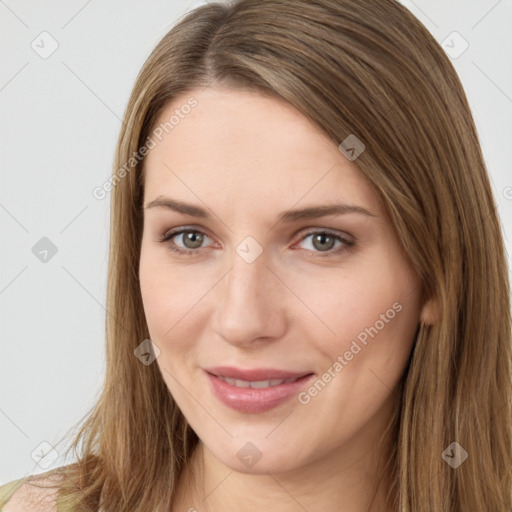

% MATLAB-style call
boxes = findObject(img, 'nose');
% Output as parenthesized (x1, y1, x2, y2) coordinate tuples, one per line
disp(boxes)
(211, 250, 287, 348)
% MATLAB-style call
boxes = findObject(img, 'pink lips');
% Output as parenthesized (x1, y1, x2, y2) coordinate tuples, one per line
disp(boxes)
(204, 366, 315, 413)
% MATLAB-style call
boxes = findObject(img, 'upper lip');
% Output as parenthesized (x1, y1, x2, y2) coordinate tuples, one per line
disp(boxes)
(204, 366, 314, 381)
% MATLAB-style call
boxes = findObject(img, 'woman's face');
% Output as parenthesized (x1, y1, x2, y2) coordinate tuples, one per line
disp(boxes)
(139, 86, 431, 474)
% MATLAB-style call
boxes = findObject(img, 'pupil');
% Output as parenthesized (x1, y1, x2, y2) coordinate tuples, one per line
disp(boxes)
(185, 231, 203, 248)
(314, 233, 333, 251)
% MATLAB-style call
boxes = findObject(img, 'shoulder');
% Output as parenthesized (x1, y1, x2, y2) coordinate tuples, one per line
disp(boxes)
(0, 472, 66, 512)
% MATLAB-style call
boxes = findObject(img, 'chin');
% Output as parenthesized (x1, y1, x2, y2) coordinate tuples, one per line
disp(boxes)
(204, 435, 310, 475)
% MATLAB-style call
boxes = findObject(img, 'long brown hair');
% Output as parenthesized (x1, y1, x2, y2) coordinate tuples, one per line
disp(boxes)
(5, 0, 510, 510)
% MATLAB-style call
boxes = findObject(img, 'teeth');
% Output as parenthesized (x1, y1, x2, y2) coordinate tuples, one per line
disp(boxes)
(218, 376, 301, 388)
(250, 380, 273, 389)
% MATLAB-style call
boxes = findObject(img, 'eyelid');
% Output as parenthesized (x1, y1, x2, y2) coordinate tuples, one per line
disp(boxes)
(291, 228, 354, 258)
(296, 227, 354, 244)
(159, 225, 215, 244)
(159, 225, 355, 257)
(158, 226, 216, 250)
(159, 225, 353, 242)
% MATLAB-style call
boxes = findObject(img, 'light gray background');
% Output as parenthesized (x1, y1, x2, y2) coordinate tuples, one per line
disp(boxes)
(1, 0, 511, 484)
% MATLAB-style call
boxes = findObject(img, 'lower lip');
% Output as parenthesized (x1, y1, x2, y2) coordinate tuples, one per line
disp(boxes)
(205, 371, 315, 413)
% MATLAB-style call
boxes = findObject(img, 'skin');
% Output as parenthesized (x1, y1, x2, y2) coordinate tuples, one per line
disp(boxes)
(139, 86, 436, 512)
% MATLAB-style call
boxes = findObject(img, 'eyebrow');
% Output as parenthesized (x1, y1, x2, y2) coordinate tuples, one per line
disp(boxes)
(144, 196, 376, 222)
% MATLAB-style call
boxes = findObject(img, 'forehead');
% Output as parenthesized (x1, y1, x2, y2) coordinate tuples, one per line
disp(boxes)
(142, 86, 382, 217)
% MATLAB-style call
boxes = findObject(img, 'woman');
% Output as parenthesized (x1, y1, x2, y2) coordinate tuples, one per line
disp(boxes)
(1, 0, 510, 510)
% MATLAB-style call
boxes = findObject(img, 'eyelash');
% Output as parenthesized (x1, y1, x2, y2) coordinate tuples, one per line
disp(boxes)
(157, 227, 354, 258)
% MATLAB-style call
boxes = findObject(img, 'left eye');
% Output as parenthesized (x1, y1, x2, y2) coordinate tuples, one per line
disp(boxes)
(295, 231, 352, 256)
(159, 228, 354, 258)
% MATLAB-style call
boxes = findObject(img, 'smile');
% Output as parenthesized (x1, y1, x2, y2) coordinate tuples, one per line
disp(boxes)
(216, 375, 303, 388)
(204, 368, 315, 413)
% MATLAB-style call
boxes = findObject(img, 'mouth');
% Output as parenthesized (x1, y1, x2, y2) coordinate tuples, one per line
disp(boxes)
(215, 375, 304, 388)
(204, 366, 315, 413)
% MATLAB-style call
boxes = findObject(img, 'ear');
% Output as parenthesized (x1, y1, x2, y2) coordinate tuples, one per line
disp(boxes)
(419, 294, 439, 325)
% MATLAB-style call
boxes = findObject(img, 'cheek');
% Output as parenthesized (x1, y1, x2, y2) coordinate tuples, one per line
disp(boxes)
(291, 269, 420, 436)
(139, 259, 196, 396)
(138, 245, 211, 356)
(139, 245, 182, 343)
(295, 261, 421, 376)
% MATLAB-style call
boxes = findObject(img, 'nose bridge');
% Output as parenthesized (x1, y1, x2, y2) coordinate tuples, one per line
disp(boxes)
(223, 249, 271, 318)
(212, 246, 285, 345)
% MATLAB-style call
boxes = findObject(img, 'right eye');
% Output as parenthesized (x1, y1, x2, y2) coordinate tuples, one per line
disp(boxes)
(158, 228, 215, 256)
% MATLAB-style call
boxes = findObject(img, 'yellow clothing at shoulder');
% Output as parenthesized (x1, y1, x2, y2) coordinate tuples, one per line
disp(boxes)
(0, 477, 27, 510)
(0, 475, 67, 511)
